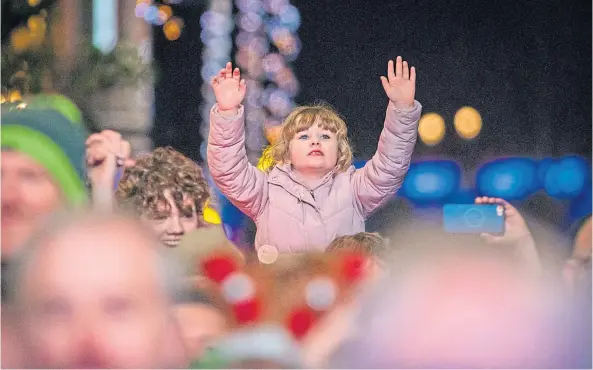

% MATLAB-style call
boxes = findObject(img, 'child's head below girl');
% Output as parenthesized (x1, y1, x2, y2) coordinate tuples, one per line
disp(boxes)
(268, 104, 353, 182)
(327, 232, 389, 280)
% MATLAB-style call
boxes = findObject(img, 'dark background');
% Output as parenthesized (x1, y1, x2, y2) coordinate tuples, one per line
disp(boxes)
(153, 0, 591, 170)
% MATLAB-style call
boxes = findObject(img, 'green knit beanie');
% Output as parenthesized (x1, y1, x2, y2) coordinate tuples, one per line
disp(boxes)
(25, 94, 84, 126)
(1, 108, 89, 205)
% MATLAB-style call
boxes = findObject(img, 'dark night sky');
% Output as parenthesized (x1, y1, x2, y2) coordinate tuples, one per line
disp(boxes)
(153, 0, 591, 171)
(291, 0, 591, 161)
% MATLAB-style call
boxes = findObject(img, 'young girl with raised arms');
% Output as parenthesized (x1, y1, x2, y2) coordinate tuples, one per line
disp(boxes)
(208, 56, 421, 253)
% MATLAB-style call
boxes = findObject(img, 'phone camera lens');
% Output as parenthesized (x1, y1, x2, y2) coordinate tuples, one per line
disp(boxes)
(464, 208, 485, 228)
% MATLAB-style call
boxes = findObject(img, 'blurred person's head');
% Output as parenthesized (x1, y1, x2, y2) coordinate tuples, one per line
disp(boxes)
(174, 287, 229, 362)
(328, 227, 576, 368)
(116, 147, 212, 247)
(7, 211, 186, 368)
(327, 232, 388, 276)
(1, 109, 88, 258)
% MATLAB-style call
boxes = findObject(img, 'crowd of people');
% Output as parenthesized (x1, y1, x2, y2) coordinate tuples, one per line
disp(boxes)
(0, 57, 591, 368)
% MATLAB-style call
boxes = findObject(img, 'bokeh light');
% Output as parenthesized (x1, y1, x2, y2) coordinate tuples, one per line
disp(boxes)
(537, 157, 555, 185)
(230, 0, 300, 159)
(144, 5, 159, 23)
(137, 1, 183, 33)
(265, 0, 289, 14)
(236, 0, 262, 13)
(401, 161, 461, 203)
(135, 2, 149, 18)
(278, 5, 301, 32)
(264, 123, 282, 144)
(238, 12, 263, 33)
(258, 245, 279, 264)
(27, 15, 46, 47)
(275, 67, 299, 96)
(418, 113, 446, 146)
(163, 17, 183, 41)
(454, 106, 482, 140)
(477, 158, 538, 200)
(10, 27, 31, 54)
(27, 15, 46, 32)
(543, 156, 589, 199)
(8, 90, 23, 102)
(159, 5, 173, 18)
(27, 0, 42, 6)
(569, 181, 592, 222)
(200, 10, 234, 36)
(155, 12, 168, 26)
(262, 53, 285, 76)
(200, 0, 235, 163)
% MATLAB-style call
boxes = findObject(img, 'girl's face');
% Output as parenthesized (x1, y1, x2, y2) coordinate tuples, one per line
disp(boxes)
(289, 123, 339, 179)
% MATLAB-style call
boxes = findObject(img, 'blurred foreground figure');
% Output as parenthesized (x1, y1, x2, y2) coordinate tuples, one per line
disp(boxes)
(1, 109, 88, 259)
(174, 287, 230, 363)
(5, 212, 187, 369)
(1, 109, 89, 368)
(328, 231, 580, 368)
(212, 324, 303, 369)
(564, 216, 592, 294)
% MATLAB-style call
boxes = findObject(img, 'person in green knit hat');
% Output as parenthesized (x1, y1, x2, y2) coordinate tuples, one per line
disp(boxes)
(1, 108, 89, 259)
(1, 108, 90, 368)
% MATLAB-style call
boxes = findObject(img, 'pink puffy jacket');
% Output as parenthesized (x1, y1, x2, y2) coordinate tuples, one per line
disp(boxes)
(208, 101, 421, 252)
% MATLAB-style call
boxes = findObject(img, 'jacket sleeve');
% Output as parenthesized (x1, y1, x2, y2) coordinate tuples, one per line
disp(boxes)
(351, 100, 422, 218)
(207, 104, 268, 220)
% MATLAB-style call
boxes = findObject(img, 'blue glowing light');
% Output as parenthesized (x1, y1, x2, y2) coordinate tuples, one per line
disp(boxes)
(477, 158, 537, 200)
(401, 161, 461, 203)
(544, 156, 590, 199)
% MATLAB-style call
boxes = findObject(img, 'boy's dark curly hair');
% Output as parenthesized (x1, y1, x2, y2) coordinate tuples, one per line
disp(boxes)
(115, 147, 211, 219)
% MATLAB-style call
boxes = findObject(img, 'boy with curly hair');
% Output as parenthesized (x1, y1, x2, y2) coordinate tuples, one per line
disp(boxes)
(86, 130, 219, 247)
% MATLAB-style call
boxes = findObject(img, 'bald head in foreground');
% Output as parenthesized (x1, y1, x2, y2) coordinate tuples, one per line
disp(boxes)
(6, 211, 187, 369)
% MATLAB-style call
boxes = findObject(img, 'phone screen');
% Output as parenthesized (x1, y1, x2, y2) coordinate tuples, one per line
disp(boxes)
(443, 204, 505, 235)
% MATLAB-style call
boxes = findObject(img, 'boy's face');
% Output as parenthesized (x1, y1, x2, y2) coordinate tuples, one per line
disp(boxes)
(289, 123, 339, 177)
(140, 189, 200, 247)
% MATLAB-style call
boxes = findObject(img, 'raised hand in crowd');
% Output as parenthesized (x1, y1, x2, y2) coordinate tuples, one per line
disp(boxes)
(211, 62, 246, 117)
(85, 130, 135, 210)
(380, 56, 416, 109)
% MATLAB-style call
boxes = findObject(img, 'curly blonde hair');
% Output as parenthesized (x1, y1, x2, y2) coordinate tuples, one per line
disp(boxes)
(115, 147, 211, 219)
(264, 104, 353, 173)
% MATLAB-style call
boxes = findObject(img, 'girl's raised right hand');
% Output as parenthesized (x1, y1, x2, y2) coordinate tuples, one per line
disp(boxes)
(211, 62, 246, 115)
